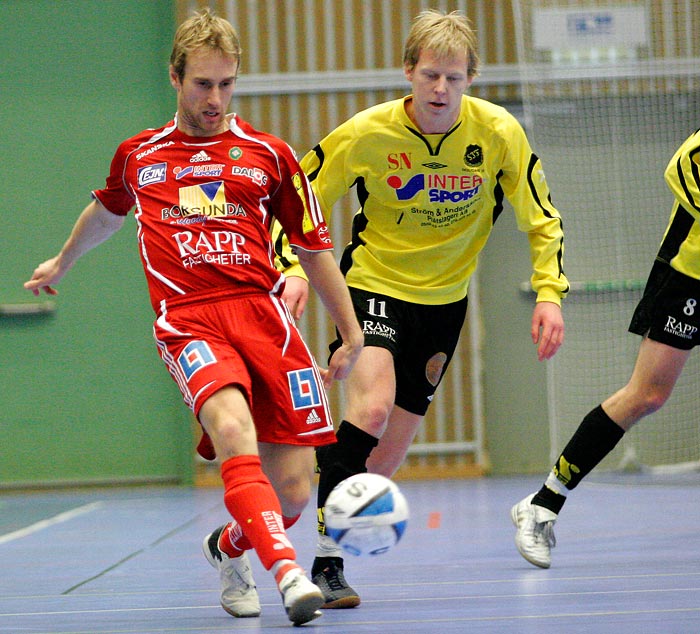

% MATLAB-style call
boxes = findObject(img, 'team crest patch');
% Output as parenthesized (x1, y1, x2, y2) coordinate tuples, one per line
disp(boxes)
(464, 144, 483, 167)
(287, 368, 322, 409)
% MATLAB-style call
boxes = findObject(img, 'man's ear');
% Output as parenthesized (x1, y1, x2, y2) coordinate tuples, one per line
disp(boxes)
(169, 65, 180, 90)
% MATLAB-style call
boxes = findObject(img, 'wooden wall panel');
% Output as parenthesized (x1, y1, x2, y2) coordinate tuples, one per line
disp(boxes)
(178, 0, 699, 481)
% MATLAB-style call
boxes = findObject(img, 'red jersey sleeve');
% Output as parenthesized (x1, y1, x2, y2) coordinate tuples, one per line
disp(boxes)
(265, 138, 333, 253)
(92, 136, 145, 216)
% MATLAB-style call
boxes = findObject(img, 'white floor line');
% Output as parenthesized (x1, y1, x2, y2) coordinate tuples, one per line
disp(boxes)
(0, 502, 104, 544)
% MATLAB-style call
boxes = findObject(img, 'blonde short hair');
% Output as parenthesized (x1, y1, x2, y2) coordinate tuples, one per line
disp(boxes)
(170, 8, 242, 80)
(403, 9, 480, 78)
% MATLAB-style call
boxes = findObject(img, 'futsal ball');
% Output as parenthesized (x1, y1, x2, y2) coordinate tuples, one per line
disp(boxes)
(324, 473, 409, 556)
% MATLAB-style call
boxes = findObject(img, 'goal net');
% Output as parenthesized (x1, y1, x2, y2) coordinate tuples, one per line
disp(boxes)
(512, 0, 700, 475)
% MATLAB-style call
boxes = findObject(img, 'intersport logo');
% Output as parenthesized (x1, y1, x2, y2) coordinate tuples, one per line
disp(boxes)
(387, 173, 482, 202)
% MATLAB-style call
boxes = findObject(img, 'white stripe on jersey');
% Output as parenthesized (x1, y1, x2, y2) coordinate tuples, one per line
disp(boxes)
(133, 196, 187, 296)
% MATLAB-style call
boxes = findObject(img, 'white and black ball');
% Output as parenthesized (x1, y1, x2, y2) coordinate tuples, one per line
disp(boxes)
(324, 473, 409, 556)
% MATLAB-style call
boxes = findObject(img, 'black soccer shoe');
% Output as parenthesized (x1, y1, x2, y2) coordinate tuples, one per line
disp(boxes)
(311, 556, 360, 609)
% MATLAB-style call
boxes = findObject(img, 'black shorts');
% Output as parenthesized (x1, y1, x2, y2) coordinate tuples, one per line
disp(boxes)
(629, 259, 700, 350)
(330, 287, 468, 416)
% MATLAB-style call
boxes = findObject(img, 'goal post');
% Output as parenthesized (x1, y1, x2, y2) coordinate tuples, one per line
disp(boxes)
(512, 0, 700, 473)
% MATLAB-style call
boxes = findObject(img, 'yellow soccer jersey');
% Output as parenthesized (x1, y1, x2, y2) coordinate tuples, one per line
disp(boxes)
(282, 95, 568, 305)
(660, 129, 700, 280)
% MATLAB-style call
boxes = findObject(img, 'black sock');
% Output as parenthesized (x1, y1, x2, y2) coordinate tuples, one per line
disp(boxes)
(532, 485, 567, 514)
(314, 420, 379, 565)
(316, 420, 379, 508)
(533, 404, 624, 513)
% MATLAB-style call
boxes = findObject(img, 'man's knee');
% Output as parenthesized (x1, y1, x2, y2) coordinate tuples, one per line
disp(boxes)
(274, 471, 312, 517)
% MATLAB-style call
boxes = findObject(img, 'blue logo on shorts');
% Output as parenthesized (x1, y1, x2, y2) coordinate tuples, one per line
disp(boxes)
(287, 368, 322, 409)
(178, 340, 215, 380)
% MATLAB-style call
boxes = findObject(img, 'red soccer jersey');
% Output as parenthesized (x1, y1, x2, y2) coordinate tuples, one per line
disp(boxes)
(93, 114, 332, 314)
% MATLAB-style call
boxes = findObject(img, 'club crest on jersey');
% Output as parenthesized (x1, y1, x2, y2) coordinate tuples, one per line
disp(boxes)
(137, 162, 167, 188)
(287, 368, 322, 410)
(464, 144, 483, 167)
(178, 340, 216, 380)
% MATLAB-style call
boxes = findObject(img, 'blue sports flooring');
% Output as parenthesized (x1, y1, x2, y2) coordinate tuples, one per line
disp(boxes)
(2, 475, 700, 633)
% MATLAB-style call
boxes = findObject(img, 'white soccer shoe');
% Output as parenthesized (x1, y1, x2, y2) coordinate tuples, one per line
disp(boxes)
(511, 493, 557, 569)
(278, 567, 324, 626)
(202, 527, 261, 618)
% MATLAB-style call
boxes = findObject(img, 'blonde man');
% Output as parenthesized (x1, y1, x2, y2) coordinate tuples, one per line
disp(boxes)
(25, 9, 363, 626)
(278, 9, 568, 607)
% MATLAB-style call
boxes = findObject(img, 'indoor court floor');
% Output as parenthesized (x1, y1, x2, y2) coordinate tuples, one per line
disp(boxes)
(2, 475, 700, 633)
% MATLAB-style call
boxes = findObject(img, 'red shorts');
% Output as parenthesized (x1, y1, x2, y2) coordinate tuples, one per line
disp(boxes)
(153, 293, 336, 446)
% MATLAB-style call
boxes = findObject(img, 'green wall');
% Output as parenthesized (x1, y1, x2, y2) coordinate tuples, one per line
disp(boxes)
(0, 0, 553, 486)
(479, 208, 552, 475)
(0, 0, 194, 487)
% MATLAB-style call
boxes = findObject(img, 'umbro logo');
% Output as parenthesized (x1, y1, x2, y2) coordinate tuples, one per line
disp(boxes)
(306, 409, 322, 425)
(422, 161, 447, 169)
(190, 150, 212, 163)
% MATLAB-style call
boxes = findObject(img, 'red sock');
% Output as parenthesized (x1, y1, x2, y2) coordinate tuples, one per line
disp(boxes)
(220, 455, 297, 570)
(218, 521, 249, 556)
(283, 514, 301, 529)
(273, 560, 303, 587)
(218, 514, 301, 557)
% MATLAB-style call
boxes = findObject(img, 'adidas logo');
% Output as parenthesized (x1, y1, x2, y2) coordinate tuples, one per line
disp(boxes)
(306, 409, 322, 425)
(190, 150, 212, 163)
